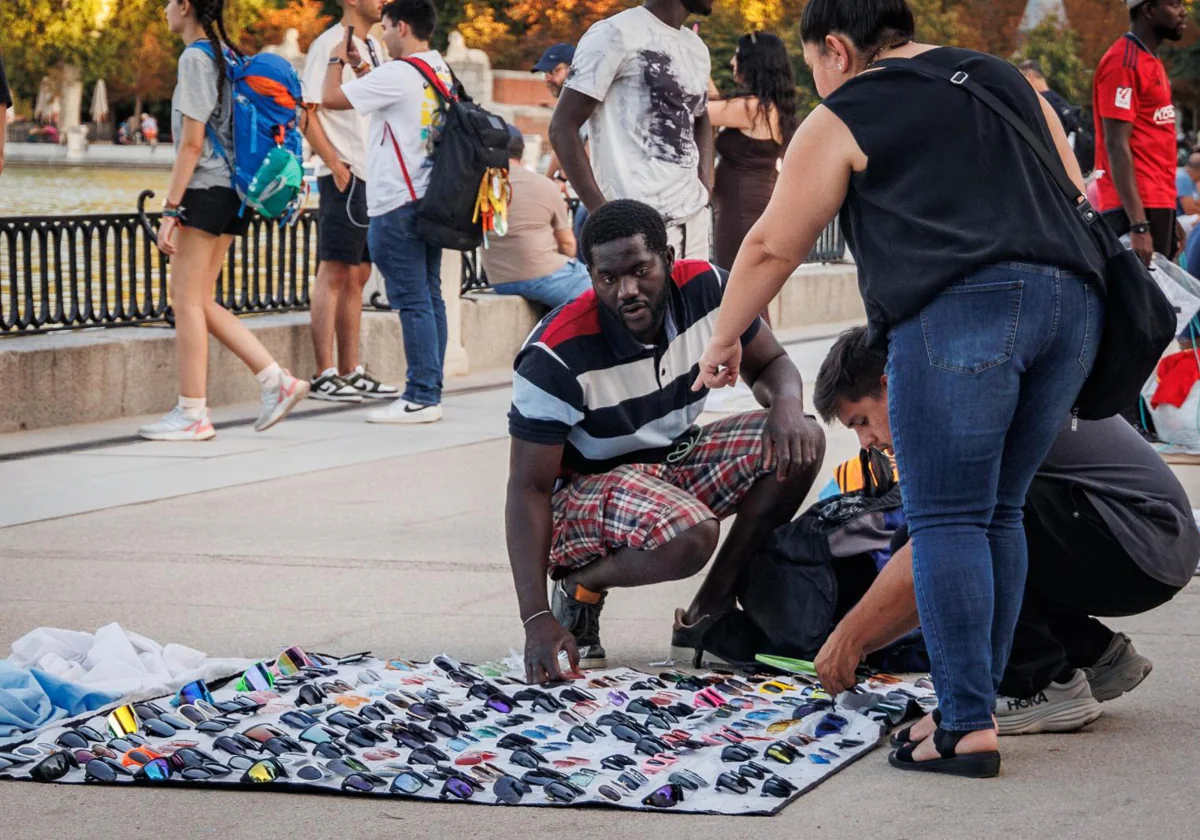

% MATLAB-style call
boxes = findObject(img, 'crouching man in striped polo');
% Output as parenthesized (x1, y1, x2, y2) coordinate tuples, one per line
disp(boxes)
(504, 199, 826, 683)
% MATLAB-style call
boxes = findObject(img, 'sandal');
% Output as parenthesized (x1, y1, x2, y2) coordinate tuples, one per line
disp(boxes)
(887, 726, 1001, 778)
(889, 708, 940, 748)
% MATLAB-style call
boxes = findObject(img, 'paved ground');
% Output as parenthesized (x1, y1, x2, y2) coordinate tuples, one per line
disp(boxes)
(1, 332, 1197, 839)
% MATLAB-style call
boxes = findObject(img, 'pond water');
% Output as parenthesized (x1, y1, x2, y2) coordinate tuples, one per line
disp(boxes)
(1, 165, 172, 217)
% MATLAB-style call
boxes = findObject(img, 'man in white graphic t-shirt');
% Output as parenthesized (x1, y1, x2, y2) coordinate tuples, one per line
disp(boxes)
(321, 0, 455, 426)
(549, 0, 715, 261)
(301, 0, 399, 404)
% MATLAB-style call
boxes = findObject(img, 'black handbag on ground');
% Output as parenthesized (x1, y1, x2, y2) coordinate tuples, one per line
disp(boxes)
(876, 58, 1177, 421)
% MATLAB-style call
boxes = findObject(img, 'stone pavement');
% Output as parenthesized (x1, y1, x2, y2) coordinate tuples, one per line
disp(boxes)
(0, 331, 1197, 839)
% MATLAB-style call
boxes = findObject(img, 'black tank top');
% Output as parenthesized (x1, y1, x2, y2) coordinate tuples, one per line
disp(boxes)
(822, 47, 1105, 348)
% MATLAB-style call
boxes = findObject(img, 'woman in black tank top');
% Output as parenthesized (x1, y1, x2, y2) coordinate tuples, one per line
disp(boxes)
(695, 0, 1106, 779)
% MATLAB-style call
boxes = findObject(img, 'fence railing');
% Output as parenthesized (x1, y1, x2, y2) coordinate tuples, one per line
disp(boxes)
(2, 191, 846, 335)
(1, 190, 317, 334)
(461, 212, 846, 293)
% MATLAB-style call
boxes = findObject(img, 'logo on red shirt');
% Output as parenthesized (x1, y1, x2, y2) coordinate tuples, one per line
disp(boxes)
(1115, 87, 1132, 109)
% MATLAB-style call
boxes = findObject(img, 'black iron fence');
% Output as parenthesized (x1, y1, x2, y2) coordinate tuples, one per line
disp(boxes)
(2, 191, 846, 335)
(461, 206, 846, 293)
(1, 190, 317, 334)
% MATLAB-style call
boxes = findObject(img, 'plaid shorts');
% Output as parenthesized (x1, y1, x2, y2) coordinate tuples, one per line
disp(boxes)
(549, 411, 771, 570)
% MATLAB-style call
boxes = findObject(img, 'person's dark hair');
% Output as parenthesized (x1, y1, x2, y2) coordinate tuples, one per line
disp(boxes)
(800, 0, 915, 57)
(813, 325, 887, 423)
(732, 32, 799, 144)
(382, 0, 437, 41)
(507, 131, 524, 160)
(192, 0, 244, 109)
(579, 199, 669, 266)
(1018, 59, 1045, 80)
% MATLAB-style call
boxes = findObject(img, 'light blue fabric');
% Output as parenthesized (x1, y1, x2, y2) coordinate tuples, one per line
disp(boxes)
(0, 661, 120, 744)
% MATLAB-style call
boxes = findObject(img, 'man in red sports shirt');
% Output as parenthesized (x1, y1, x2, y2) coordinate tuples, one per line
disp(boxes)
(1093, 0, 1188, 267)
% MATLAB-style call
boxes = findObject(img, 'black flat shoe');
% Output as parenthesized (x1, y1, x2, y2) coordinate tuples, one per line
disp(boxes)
(889, 708, 940, 748)
(887, 726, 1001, 779)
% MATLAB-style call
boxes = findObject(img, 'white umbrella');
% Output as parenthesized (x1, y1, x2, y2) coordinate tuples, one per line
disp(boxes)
(90, 79, 109, 124)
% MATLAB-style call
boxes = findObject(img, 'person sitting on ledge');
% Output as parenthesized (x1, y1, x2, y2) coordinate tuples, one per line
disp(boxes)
(504, 199, 826, 683)
(811, 326, 1199, 736)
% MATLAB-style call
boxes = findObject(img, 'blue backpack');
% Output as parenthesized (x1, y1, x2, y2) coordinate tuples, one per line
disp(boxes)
(187, 41, 305, 219)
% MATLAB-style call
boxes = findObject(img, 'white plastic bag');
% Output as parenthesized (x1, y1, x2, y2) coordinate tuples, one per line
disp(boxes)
(1143, 357, 1200, 449)
(1150, 254, 1200, 334)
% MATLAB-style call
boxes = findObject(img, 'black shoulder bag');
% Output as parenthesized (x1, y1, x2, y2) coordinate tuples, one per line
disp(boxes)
(875, 58, 1176, 421)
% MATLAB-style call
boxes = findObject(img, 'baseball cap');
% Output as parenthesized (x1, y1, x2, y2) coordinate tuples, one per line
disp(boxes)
(532, 43, 575, 73)
(1125, 0, 1148, 7)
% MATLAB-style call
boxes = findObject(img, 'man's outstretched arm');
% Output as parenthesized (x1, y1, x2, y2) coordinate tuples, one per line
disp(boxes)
(815, 539, 920, 695)
(506, 438, 581, 684)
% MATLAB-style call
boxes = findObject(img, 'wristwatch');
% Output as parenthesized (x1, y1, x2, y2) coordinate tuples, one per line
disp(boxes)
(1130, 220, 1152, 235)
(328, 56, 344, 67)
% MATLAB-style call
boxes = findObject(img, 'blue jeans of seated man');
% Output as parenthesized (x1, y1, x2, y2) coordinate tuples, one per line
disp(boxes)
(368, 203, 446, 406)
(491, 259, 591, 309)
(886, 262, 1102, 733)
(573, 205, 589, 267)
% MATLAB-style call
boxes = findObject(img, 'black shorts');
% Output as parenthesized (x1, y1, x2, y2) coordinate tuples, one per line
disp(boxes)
(180, 186, 251, 237)
(1102, 206, 1178, 257)
(318, 174, 371, 265)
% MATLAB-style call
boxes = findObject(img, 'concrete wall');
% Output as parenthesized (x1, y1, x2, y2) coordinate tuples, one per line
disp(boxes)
(7, 142, 176, 169)
(0, 262, 860, 434)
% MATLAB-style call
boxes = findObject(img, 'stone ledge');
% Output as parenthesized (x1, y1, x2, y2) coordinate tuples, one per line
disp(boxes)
(0, 263, 859, 434)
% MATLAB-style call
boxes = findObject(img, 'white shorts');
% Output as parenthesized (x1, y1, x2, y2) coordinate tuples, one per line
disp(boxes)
(667, 205, 713, 262)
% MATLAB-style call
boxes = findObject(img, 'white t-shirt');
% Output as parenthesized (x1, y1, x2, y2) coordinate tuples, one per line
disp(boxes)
(343, 51, 453, 217)
(565, 6, 711, 224)
(302, 24, 384, 180)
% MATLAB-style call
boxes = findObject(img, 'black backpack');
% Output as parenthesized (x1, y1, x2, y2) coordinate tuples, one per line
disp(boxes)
(399, 57, 511, 251)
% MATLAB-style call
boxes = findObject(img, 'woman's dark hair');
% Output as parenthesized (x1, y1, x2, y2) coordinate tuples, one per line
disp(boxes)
(192, 0, 244, 108)
(732, 32, 798, 144)
(382, 0, 438, 41)
(800, 0, 915, 54)
(580, 199, 669, 266)
(813, 325, 887, 423)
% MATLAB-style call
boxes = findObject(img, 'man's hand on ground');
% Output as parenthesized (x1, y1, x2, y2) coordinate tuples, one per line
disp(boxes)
(762, 404, 822, 481)
(1131, 230, 1154, 267)
(814, 623, 863, 696)
(524, 614, 582, 685)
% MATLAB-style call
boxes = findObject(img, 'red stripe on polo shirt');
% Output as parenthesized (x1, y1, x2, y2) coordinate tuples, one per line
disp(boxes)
(673, 260, 712, 288)
(538, 290, 601, 348)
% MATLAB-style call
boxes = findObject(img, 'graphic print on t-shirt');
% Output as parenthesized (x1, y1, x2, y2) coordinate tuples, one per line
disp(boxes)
(641, 50, 705, 165)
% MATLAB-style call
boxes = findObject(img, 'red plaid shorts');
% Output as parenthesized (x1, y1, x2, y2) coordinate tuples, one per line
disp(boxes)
(549, 411, 771, 570)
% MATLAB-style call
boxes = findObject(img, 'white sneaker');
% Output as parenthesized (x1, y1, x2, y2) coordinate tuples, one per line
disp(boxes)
(995, 669, 1103, 736)
(138, 407, 216, 441)
(255, 369, 310, 432)
(365, 399, 442, 424)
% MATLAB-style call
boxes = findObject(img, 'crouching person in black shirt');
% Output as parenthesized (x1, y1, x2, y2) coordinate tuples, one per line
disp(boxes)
(812, 326, 1198, 738)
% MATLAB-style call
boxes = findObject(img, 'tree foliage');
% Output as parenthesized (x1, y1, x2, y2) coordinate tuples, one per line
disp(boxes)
(1013, 14, 1090, 105)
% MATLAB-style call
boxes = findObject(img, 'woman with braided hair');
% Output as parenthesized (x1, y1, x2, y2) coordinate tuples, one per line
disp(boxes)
(140, 0, 309, 441)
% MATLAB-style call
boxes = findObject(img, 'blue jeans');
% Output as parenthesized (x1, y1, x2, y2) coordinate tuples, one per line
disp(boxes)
(886, 263, 1102, 732)
(368, 204, 446, 406)
(492, 259, 591, 309)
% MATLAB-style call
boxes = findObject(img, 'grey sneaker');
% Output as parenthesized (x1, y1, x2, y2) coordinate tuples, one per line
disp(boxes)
(255, 370, 310, 432)
(995, 669, 1103, 736)
(550, 579, 607, 669)
(1087, 632, 1154, 702)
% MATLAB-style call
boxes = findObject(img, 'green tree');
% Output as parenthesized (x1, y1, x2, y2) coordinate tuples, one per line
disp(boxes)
(1012, 14, 1090, 106)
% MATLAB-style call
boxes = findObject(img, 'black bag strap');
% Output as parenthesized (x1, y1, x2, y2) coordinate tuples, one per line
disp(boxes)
(872, 57, 1104, 231)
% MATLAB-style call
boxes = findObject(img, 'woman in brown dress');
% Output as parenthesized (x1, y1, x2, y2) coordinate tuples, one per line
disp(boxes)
(709, 32, 799, 283)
